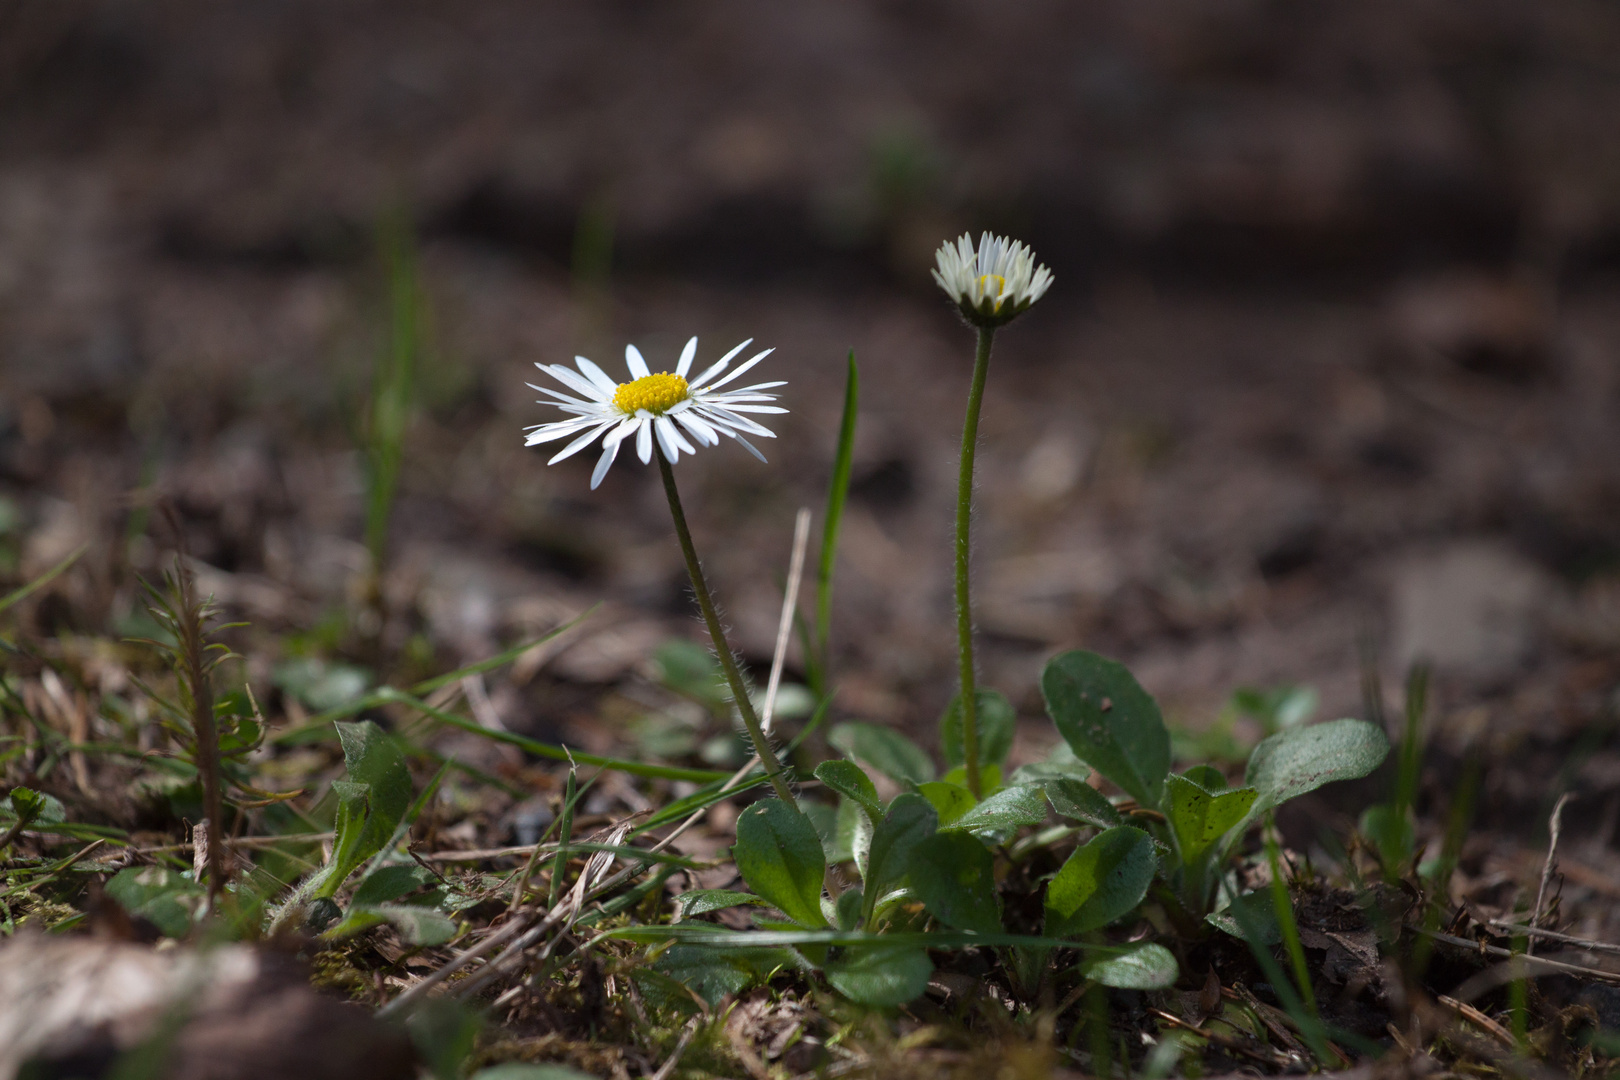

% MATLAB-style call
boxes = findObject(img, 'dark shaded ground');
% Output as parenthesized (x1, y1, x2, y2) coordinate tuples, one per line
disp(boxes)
(3, 0, 1620, 1073)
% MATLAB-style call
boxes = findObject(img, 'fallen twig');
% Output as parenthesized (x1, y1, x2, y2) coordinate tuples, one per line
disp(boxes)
(1437, 993, 1516, 1049)
(1528, 792, 1572, 957)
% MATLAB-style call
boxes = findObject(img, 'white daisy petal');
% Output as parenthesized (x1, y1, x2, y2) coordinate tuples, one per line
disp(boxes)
(703, 347, 775, 391)
(675, 411, 720, 446)
(676, 336, 697, 377)
(525, 418, 599, 446)
(590, 439, 620, 489)
(573, 357, 619, 398)
(636, 417, 654, 463)
(654, 416, 684, 463)
(730, 432, 768, 462)
(602, 414, 641, 448)
(689, 338, 752, 389)
(717, 404, 788, 414)
(548, 420, 616, 464)
(543, 364, 609, 402)
(528, 383, 594, 407)
(700, 405, 776, 437)
(625, 344, 651, 379)
(658, 415, 696, 455)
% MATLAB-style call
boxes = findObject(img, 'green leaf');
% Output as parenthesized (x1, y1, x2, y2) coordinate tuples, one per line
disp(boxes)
(828, 722, 935, 785)
(676, 890, 768, 918)
(313, 721, 414, 898)
(1040, 651, 1170, 807)
(274, 657, 372, 712)
(105, 866, 202, 938)
(823, 943, 932, 1007)
(656, 943, 799, 1006)
(338, 719, 413, 835)
(1165, 774, 1257, 865)
(1044, 825, 1156, 939)
(815, 760, 882, 819)
(631, 967, 704, 1018)
(917, 781, 976, 827)
(469, 1066, 596, 1080)
(352, 863, 437, 906)
(825, 796, 873, 868)
(1009, 742, 1090, 785)
(861, 793, 938, 926)
(835, 887, 864, 931)
(1242, 718, 1390, 827)
(734, 798, 828, 927)
(1206, 889, 1282, 946)
(3, 786, 62, 826)
(1042, 777, 1123, 829)
(406, 997, 482, 1080)
(1082, 942, 1179, 989)
(1180, 764, 1227, 791)
(1230, 684, 1317, 733)
(939, 763, 1002, 794)
(333, 903, 457, 946)
(909, 831, 1001, 934)
(945, 784, 1047, 837)
(7, 786, 46, 824)
(940, 689, 1016, 769)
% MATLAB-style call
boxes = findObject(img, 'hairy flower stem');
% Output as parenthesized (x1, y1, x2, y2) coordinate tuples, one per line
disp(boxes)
(175, 565, 226, 908)
(657, 453, 797, 807)
(954, 326, 995, 798)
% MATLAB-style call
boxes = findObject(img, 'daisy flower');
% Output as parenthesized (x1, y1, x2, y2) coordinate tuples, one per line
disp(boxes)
(932, 231, 1054, 327)
(524, 337, 786, 489)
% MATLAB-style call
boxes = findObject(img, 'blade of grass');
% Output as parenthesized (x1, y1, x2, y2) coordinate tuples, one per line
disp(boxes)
(271, 614, 595, 746)
(363, 211, 422, 579)
(809, 351, 858, 697)
(0, 543, 87, 616)
(547, 763, 577, 909)
(377, 687, 729, 782)
(603, 924, 1172, 954)
(408, 607, 597, 695)
(1253, 825, 1338, 1067)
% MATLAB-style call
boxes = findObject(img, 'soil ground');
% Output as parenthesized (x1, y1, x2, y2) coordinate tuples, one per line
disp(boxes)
(3, 2, 1620, 1077)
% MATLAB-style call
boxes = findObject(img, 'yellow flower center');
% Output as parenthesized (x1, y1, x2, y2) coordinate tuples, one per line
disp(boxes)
(613, 372, 689, 415)
(977, 273, 1008, 310)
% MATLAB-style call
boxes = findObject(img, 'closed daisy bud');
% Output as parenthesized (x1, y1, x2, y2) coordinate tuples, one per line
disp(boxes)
(932, 232, 1053, 327)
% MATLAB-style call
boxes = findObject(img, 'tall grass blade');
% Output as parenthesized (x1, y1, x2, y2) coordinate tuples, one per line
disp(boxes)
(1394, 664, 1427, 828)
(364, 211, 424, 580)
(548, 764, 577, 909)
(0, 543, 87, 616)
(810, 351, 858, 696)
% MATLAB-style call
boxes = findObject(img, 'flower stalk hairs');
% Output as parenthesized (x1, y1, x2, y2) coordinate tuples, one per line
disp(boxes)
(524, 337, 797, 805)
(933, 232, 1053, 797)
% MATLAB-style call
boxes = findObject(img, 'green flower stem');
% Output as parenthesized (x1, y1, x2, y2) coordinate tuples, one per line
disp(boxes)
(955, 325, 995, 798)
(657, 452, 797, 807)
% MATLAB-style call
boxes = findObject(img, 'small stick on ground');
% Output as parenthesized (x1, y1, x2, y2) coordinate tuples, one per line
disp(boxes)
(1438, 993, 1516, 1049)
(1485, 918, 1620, 957)
(1528, 792, 1572, 957)
(649, 1017, 701, 1080)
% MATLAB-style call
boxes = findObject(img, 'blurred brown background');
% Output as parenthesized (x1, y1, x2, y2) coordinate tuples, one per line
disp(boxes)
(2, 0, 1618, 781)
